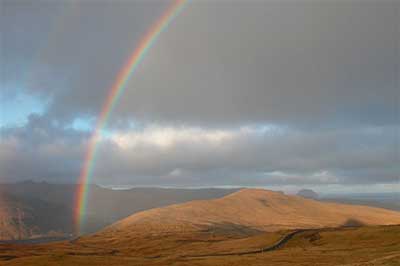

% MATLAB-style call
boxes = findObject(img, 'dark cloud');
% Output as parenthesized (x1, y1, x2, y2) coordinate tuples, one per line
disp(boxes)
(1, 1, 399, 188)
(92, 125, 399, 186)
(1, 119, 398, 186)
(115, 1, 399, 126)
(2, 1, 398, 126)
(0, 115, 85, 181)
(1, 0, 169, 121)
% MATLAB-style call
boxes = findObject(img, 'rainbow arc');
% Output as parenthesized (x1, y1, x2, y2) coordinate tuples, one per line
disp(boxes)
(74, 0, 187, 234)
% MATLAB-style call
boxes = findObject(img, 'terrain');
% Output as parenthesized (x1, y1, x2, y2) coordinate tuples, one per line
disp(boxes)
(322, 192, 400, 212)
(297, 188, 319, 199)
(0, 181, 238, 239)
(1, 225, 399, 266)
(2, 182, 398, 241)
(0, 188, 399, 266)
(0, 193, 70, 240)
(96, 188, 400, 238)
(0, 194, 34, 240)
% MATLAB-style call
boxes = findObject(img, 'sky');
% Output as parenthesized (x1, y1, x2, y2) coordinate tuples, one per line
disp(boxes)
(1, 0, 399, 193)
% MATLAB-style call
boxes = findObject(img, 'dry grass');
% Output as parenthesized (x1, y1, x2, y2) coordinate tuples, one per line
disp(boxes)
(99, 188, 400, 238)
(2, 189, 400, 266)
(1, 225, 399, 266)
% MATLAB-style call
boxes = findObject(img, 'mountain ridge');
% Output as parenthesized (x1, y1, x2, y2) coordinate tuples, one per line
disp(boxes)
(98, 188, 400, 239)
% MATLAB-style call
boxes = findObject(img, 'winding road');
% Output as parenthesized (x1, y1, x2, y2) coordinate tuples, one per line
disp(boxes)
(185, 229, 310, 258)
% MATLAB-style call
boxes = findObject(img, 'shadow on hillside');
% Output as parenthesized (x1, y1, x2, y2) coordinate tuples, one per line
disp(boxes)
(342, 218, 365, 227)
(199, 222, 263, 237)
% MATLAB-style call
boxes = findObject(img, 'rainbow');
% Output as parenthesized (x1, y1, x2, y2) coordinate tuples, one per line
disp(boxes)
(74, 0, 187, 234)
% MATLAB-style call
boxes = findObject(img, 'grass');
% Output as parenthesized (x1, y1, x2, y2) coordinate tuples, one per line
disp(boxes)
(1, 225, 399, 266)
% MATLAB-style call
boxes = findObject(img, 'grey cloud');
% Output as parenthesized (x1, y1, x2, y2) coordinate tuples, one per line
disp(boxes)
(0, 115, 85, 181)
(2, 1, 398, 126)
(91, 125, 399, 186)
(115, 1, 399, 126)
(1, 1, 399, 188)
(1, 1, 169, 121)
(1, 117, 397, 186)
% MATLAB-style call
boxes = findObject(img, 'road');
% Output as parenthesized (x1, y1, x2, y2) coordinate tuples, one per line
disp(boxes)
(185, 229, 310, 257)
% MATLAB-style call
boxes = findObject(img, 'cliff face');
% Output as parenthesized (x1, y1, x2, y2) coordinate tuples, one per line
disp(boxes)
(0, 193, 70, 240)
(0, 182, 238, 239)
(0, 194, 37, 240)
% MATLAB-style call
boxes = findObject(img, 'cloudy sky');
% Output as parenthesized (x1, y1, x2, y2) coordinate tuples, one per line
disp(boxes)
(1, 0, 399, 193)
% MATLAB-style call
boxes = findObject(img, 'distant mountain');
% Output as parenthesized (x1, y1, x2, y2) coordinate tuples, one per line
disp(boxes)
(0, 194, 33, 240)
(0, 182, 75, 240)
(0, 182, 238, 239)
(3, 188, 400, 266)
(320, 193, 400, 211)
(0, 193, 70, 240)
(83, 186, 239, 233)
(2, 182, 399, 241)
(96, 188, 400, 243)
(296, 189, 319, 199)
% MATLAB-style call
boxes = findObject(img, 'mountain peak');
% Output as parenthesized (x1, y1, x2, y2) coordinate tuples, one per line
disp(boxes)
(96, 188, 400, 242)
(297, 189, 319, 199)
(228, 188, 284, 196)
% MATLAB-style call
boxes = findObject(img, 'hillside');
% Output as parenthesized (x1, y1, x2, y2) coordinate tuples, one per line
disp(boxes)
(97, 188, 400, 240)
(0, 194, 32, 240)
(0, 193, 72, 240)
(0, 182, 238, 239)
(1, 188, 400, 265)
(83, 186, 239, 233)
(1, 222, 400, 265)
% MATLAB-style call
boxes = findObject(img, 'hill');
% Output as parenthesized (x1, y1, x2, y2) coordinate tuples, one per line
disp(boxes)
(296, 189, 319, 199)
(0, 194, 31, 240)
(0, 182, 238, 239)
(83, 186, 239, 233)
(0, 192, 72, 240)
(1, 217, 399, 265)
(97, 188, 400, 240)
(1, 188, 399, 265)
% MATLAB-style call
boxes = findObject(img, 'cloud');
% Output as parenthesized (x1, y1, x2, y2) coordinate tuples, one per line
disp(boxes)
(2, 1, 398, 126)
(1, 1, 399, 189)
(109, 125, 234, 149)
(109, 1, 398, 127)
(93, 124, 399, 186)
(0, 115, 85, 181)
(3, 117, 397, 187)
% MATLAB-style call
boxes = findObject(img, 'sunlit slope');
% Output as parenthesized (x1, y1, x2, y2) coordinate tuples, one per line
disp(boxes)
(0, 192, 72, 240)
(2, 225, 400, 266)
(99, 188, 400, 238)
(0, 183, 238, 236)
(0, 194, 36, 240)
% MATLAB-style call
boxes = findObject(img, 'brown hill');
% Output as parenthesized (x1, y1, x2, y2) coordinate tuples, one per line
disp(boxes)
(0, 192, 72, 240)
(2, 225, 400, 266)
(98, 188, 400, 239)
(0, 182, 238, 236)
(0, 194, 39, 240)
(2, 188, 400, 265)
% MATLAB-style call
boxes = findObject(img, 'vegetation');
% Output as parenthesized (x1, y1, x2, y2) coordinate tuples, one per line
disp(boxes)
(0, 225, 399, 266)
